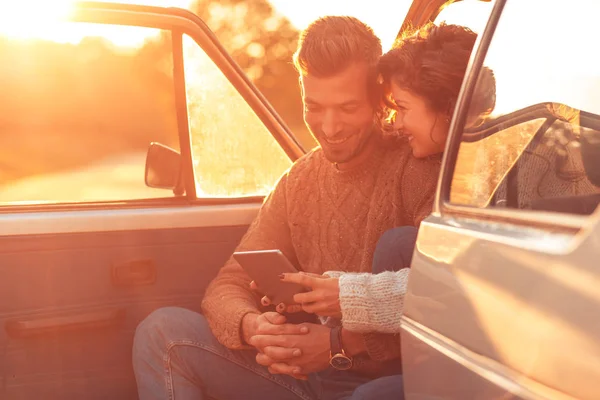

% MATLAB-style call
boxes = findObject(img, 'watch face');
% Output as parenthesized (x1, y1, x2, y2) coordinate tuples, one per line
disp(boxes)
(330, 354, 353, 371)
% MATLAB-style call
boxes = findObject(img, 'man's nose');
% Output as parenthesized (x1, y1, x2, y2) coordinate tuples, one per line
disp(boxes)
(321, 110, 343, 138)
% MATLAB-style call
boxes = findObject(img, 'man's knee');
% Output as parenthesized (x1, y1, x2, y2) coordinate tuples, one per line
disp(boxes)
(133, 307, 213, 356)
(372, 226, 418, 273)
(378, 226, 417, 248)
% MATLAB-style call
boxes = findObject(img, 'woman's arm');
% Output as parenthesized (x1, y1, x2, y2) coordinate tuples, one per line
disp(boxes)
(281, 269, 410, 334)
(336, 269, 410, 333)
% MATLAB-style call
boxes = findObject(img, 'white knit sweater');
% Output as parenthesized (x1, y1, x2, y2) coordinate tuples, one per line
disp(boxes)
(325, 269, 410, 333)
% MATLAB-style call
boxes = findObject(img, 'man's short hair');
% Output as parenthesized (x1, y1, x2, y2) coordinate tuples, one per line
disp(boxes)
(293, 16, 382, 78)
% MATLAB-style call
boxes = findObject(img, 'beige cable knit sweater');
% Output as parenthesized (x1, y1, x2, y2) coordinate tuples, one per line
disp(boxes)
(201, 135, 440, 374)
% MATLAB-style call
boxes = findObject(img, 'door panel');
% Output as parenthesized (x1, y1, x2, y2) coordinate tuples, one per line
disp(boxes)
(0, 204, 258, 399)
(403, 212, 600, 399)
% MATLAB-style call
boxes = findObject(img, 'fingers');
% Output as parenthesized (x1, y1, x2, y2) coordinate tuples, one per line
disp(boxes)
(256, 352, 307, 380)
(300, 301, 339, 316)
(261, 312, 286, 325)
(285, 304, 304, 314)
(262, 346, 302, 361)
(268, 362, 303, 376)
(250, 280, 259, 291)
(255, 352, 274, 367)
(276, 303, 304, 314)
(249, 334, 287, 349)
(261, 295, 272, 307)
(274, 303, 307, 314)
(256, 323, 309, 336)
(293, 289, 324, 305)
(280, 272, 321, 288)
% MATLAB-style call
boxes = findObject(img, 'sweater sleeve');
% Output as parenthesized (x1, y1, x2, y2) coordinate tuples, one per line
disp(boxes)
(339, 270, 409, 334)
(201, 172, 296, 350)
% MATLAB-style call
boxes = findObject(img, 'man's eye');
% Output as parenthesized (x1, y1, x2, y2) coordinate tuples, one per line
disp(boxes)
(341, 106, 358, 113)
(305, 105, 322, 112)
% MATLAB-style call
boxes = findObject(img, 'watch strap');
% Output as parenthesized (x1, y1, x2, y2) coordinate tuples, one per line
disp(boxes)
(330, 325, 343, 355)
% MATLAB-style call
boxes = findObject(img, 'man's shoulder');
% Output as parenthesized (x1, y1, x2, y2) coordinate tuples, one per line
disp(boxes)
(287, 146, 326, 177)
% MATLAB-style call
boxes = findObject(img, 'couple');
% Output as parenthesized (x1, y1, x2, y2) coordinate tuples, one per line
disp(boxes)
(133, 16, 486, 400)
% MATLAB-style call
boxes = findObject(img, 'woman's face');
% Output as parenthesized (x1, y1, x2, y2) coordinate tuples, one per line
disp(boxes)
(390, 82, 449, 158)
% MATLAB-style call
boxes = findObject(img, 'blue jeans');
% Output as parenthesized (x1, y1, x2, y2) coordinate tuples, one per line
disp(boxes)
(132, 227, 416, 400)
(133, 307, 402, 400)
(372, 226, 417, 274)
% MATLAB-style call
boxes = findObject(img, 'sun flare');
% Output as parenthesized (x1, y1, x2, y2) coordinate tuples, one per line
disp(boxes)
(0, 0, 192, 47)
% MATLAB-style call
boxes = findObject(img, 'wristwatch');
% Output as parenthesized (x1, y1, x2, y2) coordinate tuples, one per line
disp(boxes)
(329, 326, 353, 370)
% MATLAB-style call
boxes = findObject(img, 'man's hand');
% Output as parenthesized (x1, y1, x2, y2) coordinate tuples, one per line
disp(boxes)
(242, 312, 308, 345)
(250, 322, 331, 377)
(242, 312, 310, 380)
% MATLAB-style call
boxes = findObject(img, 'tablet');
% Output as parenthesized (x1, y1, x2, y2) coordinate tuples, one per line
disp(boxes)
(233, 250, 305, 305)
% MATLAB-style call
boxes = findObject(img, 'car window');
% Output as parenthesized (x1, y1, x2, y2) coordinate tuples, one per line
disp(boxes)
(448, 0, 600, 216)
(182, 35, 292, 197)
(0, 22, 179, 205)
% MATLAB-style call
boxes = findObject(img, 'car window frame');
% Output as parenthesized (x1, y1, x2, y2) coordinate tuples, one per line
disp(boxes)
(0, 2, 304, 214)
(436, 0, 587, 233)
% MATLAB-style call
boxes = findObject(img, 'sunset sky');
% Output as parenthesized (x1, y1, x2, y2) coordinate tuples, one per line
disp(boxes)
(1, 0, 597, 116)
(0, 0, 489, 49)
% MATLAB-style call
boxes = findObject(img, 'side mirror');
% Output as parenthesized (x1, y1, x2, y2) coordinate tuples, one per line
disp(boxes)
(145, 142, 182, 191)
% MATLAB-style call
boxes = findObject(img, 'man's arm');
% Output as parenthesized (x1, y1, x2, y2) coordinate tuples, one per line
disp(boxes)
(201, 172, 296, 349)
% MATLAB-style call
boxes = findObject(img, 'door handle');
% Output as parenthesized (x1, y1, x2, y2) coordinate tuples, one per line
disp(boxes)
(5, 308, 125, 338)
(111, 259, 156, 286)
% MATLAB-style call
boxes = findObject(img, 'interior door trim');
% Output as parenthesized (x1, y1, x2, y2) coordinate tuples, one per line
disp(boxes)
(0, 203, 260, 237)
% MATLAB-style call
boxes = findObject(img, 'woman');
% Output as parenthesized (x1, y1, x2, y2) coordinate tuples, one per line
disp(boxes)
(278, 22, 496, 333)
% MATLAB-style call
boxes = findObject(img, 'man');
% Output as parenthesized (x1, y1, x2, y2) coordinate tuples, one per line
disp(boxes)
(133, 16, 441, 400)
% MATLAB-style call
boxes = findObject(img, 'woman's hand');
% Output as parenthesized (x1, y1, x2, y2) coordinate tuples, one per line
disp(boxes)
(281, 272, 342, 318)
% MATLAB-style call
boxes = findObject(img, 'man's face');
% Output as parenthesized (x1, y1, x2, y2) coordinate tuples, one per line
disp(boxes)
(301, 63, 375, 164)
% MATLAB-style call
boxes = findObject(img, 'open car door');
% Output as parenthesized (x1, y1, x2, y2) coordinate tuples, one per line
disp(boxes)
(402, 0, 600, 398)
(0, 2, 303, 399)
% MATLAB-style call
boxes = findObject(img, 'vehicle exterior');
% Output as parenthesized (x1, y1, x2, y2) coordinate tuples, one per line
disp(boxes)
(402, 0, 600, 399)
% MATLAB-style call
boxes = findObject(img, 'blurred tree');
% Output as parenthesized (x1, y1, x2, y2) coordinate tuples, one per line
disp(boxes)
(188, 0, 314, 149)
(0, 0, 314, 191)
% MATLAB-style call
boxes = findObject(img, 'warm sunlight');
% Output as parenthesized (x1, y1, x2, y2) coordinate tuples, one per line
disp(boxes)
(0, 0, 192, 46)
(0, 0, 76, 40)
